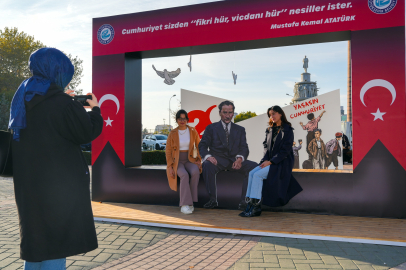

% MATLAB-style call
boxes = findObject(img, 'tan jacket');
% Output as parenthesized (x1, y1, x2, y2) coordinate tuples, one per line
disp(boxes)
(165, 126, 202, 191)
(308, 138, 327, 158)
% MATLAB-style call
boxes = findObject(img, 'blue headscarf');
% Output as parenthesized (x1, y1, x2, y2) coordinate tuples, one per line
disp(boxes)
(9, 48, 74, 141)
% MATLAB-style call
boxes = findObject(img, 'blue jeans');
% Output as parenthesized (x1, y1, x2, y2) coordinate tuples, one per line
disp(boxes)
(246, 165, 270, 200)
(24, 258, 66, 270)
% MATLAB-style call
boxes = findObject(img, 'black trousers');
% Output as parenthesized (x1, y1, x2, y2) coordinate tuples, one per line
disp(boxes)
(326, 150, 339, 168)
(343, 149, 350, 163)
(202, 159, 258, 201)
(306, 131, 315, 160)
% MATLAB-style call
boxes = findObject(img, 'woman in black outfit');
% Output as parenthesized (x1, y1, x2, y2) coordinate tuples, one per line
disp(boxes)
(10, 48, 103, 269)
(240, 106, 303, 217)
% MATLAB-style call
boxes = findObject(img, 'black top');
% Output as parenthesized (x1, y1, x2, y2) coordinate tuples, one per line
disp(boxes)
(12, 84, 103, 262)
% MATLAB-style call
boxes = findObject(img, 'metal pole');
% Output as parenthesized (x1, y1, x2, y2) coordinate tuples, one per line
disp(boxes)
(169, 94, 176, 131)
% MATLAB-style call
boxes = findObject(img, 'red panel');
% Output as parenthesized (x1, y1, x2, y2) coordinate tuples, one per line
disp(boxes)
(92, 54, 125, 164)
(93, 0, 404, 57)
(351, 26, 406, 170)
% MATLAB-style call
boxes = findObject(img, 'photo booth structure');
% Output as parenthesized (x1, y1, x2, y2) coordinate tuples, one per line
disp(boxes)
(92, 0, 406, 218)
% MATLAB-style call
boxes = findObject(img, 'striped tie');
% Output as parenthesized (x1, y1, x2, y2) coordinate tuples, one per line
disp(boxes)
(224, 123, 229, 145)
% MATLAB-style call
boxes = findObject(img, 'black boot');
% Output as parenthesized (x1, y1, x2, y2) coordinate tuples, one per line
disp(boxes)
(238, 198, 252, 217)
(243, 199, 262, 217)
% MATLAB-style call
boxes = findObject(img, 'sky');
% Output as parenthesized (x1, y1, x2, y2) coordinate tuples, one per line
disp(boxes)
(1, 0, 349, 131)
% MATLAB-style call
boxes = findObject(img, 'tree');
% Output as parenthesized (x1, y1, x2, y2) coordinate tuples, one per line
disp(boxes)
(234, 111, 257, 123)
(170, 99, 181, 127)
(0, 27, 84, 95)
(0, 27, 84, 129)
(161, 128, 170, 135)
(0, 27, 45, 94)
(65, 53, 84, 94)
(0, 94, 10, 130)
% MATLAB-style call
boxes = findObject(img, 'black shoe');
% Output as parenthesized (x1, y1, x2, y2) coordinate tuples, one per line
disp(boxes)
(242, 199, 262, 217)
(204, 199, 218, 209)
(239, 198, 252, 217)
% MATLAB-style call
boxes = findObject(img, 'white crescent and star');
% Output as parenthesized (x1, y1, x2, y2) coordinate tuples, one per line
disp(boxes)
(360, 79, 396, 121)
(99, 94, 120, 127)
(371, 108, 386, 121)
(104, 117, 113, 126)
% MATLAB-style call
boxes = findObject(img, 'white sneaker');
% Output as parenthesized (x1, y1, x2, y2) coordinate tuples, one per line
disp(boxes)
(190, 206, 194, 212)
(181, 205, 193, 214)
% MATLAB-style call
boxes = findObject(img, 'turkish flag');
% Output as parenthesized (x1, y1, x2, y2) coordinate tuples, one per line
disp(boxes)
(352, 27, 406, 170)
(92, 54, 125, 164)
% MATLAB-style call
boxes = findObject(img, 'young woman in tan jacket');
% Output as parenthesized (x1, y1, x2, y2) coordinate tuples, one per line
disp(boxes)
(166, 109, 202, 214)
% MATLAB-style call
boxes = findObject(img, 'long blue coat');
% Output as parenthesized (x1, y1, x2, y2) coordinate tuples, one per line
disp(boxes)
(260, 123, 303, 207)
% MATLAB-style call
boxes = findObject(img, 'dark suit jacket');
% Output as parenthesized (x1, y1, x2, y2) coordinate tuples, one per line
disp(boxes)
(198, 121, 249, 167)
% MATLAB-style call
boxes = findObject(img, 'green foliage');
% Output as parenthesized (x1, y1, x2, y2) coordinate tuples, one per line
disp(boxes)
(234, 111, 257, 123)
(0, 27, 84, 95)
(142, 150, 166, 165)
(82, 151, 92, 165)
(0, 27, 84, 129)
(0, 94, 10, 130)
(160, 128, 169, 135)
(65, 53, 83, 94)
(0, 27, 45, 94)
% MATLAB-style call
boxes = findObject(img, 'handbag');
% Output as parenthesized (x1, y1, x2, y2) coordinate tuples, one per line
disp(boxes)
(0, 130, 13, 177)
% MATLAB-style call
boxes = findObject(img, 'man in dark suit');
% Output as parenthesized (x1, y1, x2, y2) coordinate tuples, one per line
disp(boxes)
(199, 101, 258, 209)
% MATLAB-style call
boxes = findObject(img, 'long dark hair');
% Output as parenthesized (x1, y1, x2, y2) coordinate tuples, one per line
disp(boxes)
(267, 106, 291, 127)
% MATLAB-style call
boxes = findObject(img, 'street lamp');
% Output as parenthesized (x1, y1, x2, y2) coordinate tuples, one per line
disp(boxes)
(169, 94, 176, 131)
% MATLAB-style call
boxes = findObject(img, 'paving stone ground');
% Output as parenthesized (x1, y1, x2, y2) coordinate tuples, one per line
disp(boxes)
(1, 176, 406, 270)
(228, 237, 406, 270)
(0, 177, 176, 270)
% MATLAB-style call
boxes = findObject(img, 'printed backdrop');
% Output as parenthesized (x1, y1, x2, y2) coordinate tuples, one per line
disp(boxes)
(238, 90, 342, 169)
(181, 89, 232, 138)
(182, 89, 342, 169)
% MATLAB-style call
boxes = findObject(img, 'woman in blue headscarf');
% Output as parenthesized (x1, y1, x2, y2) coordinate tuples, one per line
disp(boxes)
(10, 48, 103, 270)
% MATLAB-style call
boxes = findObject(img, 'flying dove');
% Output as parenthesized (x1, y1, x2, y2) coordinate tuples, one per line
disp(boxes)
(232, 71, 237, 85)
(152, 65, 181, 85)
(187, 55, 192, 72)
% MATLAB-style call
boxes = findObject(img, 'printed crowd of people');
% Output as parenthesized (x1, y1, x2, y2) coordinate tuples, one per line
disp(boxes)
(298, 111, 351, 169)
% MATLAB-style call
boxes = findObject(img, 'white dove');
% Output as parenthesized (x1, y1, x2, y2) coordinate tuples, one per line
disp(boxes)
(152, 65, 181, 85)
(232, 71, 237, 85)
(187, 55, 192, 72)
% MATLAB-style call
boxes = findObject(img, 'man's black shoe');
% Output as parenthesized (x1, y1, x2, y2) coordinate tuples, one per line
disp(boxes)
(204, 199, 218, 209)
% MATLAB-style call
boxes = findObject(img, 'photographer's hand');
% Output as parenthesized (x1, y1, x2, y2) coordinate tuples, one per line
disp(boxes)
(65, 89, 75, 97)
(85, 93, 99, 109)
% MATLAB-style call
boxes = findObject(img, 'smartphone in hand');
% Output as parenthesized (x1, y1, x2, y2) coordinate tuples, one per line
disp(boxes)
(72, 95, 93, 106)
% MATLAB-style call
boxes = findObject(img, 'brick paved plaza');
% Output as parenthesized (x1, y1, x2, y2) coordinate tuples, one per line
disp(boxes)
(1, 176, 406, 270)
